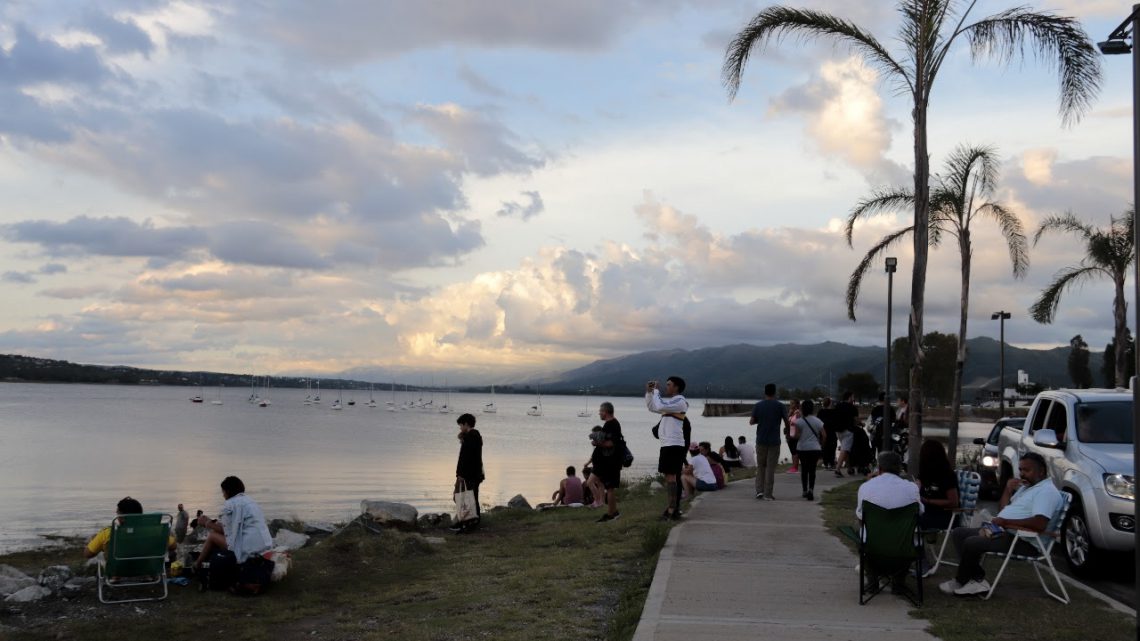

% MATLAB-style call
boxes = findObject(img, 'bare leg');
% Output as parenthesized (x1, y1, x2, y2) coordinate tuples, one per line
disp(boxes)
(194, 531, 227, 568)
(587, 474, 606, 507)
(606, 484, 618, 516)
(664, 473, 678, 514)
(681, 473, 696, 498)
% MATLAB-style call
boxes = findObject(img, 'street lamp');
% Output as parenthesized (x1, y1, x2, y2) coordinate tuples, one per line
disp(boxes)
(884, 257, 897, 455)
(991, 312, 1011, 416)
(1098, 6, 1140, 623)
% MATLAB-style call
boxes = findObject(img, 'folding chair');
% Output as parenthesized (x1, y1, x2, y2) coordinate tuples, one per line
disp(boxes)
(981, 492, 1072, 604)
(925, 470, 981, 575)
(859, 501, 923, 606)
(97, 513, 173, 604)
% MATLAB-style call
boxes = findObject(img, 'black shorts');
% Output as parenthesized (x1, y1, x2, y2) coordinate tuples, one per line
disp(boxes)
(592, 466, 621, 489)
(786, 436, 799, 455)
(658, 445, 687, 475)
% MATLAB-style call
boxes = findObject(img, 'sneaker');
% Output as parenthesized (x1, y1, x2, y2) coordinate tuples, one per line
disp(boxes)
(786, 467, 798, 473)
(755, 492, 764, 500)
(597, 512, 620, 522)
(938, 579, 963, 595)
(763, 496, 775, 501)
(670, 511, 684, 521)
(806, 491, 814, 501)
(953, 579, 991, 596)
(922, 565, 939, 579)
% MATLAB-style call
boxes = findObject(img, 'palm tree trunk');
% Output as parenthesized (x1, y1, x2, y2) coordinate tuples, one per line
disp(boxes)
(907, 84, 930, 476)
(949, 231, 970, 462)
(1113, 273, 1128, 387)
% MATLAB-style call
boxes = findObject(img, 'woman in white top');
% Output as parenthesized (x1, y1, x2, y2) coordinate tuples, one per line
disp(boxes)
(718, 436, 743, 471)
(793, 400, 827, 501)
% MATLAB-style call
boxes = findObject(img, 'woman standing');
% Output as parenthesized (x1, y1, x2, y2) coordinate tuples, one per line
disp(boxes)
(792, 400, 826, 501)
(784, 399, 802, 473)
(453, 413, 484, 533)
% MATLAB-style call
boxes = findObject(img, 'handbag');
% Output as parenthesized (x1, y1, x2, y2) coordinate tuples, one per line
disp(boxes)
(651, 420, 660, 439)
(621, 442, 634, 468)
(454, 480, 479, 523)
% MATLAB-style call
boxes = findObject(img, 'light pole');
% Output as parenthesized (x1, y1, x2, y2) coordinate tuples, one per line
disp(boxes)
(991, 312, 1011, 416)
(884, 257, 897, 455)
(1097, 7, 1140, 624)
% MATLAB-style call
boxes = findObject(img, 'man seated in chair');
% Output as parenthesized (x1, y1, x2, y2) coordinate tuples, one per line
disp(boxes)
(939, 452, 1062, 596)
(84, 496, 175, 559)
(193, 476, 273, 571)
(855, 452, 922, 590)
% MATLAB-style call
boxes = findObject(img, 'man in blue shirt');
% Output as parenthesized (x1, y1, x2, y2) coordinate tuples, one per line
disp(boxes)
(939, 452, 1063, 596)
(749, 383, 789, 500)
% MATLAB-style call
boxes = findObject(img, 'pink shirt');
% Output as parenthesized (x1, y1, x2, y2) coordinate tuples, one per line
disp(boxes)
(562, 476, 584, 505)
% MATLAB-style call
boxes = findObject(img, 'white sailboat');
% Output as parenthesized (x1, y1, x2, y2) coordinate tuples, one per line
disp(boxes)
(313, 380, 322, 404)
(367, 383, 377, 408)
(258, 375, 271, 407)
(331, 387, 343, 410)
(576, 386, 591, 418)
(211, 384, 224, 406)
(304, 380, 313, 405)
(526, 386, 543, 417)
(248, 374, 259, 404)
(482, 384, 497, 414)
(438, 382, 451, 414)
(385, 381, 397, 411)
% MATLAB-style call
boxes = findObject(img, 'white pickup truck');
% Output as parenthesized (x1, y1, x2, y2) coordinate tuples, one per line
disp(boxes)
(995, 388, 1134, 575)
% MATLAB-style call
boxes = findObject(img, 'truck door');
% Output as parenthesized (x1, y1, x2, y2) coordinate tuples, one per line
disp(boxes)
(1022, 399, 1053, 458)
(1040, 400, 1070, 484)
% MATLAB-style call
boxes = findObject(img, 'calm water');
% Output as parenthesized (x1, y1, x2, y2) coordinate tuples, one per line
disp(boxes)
(0, 383, 995, 553)
(0, 383, 756, 553)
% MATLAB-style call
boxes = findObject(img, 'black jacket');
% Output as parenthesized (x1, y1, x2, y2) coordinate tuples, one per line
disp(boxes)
(456, 429, 485, 483)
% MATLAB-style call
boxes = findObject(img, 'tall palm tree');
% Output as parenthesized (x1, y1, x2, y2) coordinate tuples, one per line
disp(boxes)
(1031, 210, 1135, 387)
(722, 1, 1100, 471)
(845, 144, 1027, 460)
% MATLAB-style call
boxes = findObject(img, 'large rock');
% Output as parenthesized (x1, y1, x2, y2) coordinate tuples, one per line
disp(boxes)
(4, 585, 51, 603)
(360, 501, 418, 527)
(507, 494, 532, 511)
(417, 513, 452, 529)
(0, 565, 31, 580)
(38, 565, 72, 593)
(273, 528, 309, 552)
(0, 574, 36, 597)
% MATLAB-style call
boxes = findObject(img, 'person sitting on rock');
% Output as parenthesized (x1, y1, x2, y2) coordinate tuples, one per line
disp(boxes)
(84, 496, 175, 559)
(194, 476, 273, 572)
(551, 466, 585, 506)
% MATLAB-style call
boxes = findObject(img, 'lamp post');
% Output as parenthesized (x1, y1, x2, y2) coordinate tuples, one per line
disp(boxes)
(884, 257, 897, 455)
(1097, 6, 1140, 623)
(991, 312, 1010, 416)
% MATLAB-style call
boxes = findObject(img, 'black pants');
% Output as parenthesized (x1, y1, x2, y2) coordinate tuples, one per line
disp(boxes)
(822, 433, 837, 468)
(951, 526, 1036, 584)
(799, 450, 821, 493)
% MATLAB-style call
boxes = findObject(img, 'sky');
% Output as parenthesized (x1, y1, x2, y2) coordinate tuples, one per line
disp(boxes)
(0, 0, 1134, 383)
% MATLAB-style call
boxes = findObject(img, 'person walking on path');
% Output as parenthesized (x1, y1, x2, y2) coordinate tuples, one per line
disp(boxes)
(817, 397, 838, 470)
(749, 383, 789, 500)
(453, 413, 484, 533)
(589, 401, 624, 522)
(785, 398, 802, 474)
(647, 376, 689, 520)
(793, 400, 826, 501)
(833, 391, 859, 476)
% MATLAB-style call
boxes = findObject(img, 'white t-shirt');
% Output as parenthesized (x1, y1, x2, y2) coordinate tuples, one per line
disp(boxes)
(738, 444, 758, 467)
(646, 390, 689, 447)
(855, 473, 923, 520)
(690, 454, 716, 484)
(998, 478, 1063, 521)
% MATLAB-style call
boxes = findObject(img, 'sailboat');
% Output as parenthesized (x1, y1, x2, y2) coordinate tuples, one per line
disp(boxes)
(385, 381, 397, 411)
(313, 380, 322, 404)
(367, 383, 377, 408)
(190, 380, 204, 403)
(576, 386, 591, 418)
(248, 374, 259, 404)
(482, 384, 497, 414)
(304, 380, 313, 405)
(526, 386, 543, 417)
(258, 375, 271, 407)
(438, 382, 451, 414)
(331, 387, 343, 410)
(211, 384, 224, 406)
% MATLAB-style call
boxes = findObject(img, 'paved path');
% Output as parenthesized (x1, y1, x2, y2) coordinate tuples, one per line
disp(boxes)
(632, 468, 940, 641)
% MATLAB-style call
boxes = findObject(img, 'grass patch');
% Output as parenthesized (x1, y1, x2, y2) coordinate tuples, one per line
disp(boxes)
(820, 481, 1135, 641)
(0, 478, 679, 641)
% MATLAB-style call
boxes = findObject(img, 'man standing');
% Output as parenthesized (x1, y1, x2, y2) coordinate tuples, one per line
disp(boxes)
(749, 383, 789, 500)
(174, 503, 190, 544)
(833, 391, 860, 477)
(816, 398, 838, 470)
(939, 453, 1062, 596)
(647, 376, 688, 520)
(589, 402, 624, 522)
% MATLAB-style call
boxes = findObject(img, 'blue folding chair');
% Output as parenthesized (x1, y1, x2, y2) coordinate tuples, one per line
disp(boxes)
(982, 492, 1072, 603)
(925, 469, 980, 575)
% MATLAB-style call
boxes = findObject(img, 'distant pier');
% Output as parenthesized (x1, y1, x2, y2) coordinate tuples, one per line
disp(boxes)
(702, 402, 752, 418)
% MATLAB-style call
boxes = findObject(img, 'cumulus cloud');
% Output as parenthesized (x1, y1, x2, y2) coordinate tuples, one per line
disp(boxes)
(78, 10, 154, 56)
(496, 191, 544, 221)
(2, 216, 206, 259)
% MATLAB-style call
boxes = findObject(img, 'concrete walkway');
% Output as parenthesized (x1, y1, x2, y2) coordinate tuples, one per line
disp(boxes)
(632, 467, 940, 641)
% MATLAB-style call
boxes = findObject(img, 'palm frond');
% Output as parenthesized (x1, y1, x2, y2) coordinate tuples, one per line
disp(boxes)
(723, 7, 913, 100)
(1033, 212, 1093, 245)
(943, 143, 999, 200)
(976, 202, 1028, 278)
(1030, 264, 1106, 323)
(846, 226, 913, 321)
(845, 188, 915, 246)
(961, 8, 1102, 126)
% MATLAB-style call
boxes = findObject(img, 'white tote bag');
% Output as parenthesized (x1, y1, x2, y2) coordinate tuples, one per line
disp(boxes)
(454, 480, 478, 523)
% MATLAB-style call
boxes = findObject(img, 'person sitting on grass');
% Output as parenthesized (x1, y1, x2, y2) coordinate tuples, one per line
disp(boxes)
(683, 443, 719, 494)
(737, 435, 757, 468)
(194, 476, 273, 571)
(719, 436, 742, 471)
(701, 442, 728, 488)
(84, 496, 175, 559)
(551, 466, 585, 506)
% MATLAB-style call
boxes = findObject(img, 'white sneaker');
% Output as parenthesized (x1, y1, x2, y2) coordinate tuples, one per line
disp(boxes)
(938, 579, 962, 594)
(953, 579, 991, 596)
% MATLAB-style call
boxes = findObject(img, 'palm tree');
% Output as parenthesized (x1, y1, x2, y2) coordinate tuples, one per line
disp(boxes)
(1031, 210, 1135, 387)
(722, 1, 1100, 471)
(845, 144, 1027, 460)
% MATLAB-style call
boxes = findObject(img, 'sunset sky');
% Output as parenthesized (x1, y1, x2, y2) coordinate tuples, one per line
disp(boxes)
(0, 1, 1133, 383)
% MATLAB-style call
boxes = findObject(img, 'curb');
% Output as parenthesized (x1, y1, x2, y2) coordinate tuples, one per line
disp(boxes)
(1056, 571, 1136, 617)
(630, 490, 708, 641)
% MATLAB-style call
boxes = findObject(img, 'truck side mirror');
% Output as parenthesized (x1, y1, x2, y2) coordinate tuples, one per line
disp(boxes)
(1033, 429, 1060, 449)
(972, 438, 985, 445)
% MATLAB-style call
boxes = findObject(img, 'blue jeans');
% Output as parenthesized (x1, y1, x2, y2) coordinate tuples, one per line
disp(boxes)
(696, 479, 718, 492)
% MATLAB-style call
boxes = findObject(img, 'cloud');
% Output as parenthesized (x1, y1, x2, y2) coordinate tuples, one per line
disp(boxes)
(408, 103, 545, 176)
(496, 191, 544, 221)
(78, 10, 155, 56)
(2, 271, 36, 284)
(458, 65, 509, 99)
(2, 216, 206, 259)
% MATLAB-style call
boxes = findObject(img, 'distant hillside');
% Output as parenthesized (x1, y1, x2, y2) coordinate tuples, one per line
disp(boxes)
(544, 338, 1103, 397)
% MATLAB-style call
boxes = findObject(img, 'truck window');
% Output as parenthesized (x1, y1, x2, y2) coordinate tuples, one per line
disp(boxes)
(1044, 402, 1068, 441)
(1029, 400, 1052, 433)
(1075, 401, 1134, 443)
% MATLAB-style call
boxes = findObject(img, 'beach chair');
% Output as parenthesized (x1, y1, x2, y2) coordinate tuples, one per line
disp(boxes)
(924, 470, 981, 575)
(981, 492, 1071, 603)
(97, 513, 173, 604)
(858, 501, 923, 606)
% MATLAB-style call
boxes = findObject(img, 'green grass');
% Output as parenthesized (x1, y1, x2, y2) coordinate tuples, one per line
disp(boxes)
(0, 479, 684, 641)
(820, 481, 1135, 641)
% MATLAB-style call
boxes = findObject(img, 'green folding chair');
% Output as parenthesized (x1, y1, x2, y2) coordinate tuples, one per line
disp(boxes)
(97, 513, 173, 604)
(859, 501, 923, 606)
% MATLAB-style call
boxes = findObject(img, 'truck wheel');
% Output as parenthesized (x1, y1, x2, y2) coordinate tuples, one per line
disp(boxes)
(1062, 495, 1099, 576)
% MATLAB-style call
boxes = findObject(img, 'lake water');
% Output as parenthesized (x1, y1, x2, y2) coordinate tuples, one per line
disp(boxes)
(0, 383, 996, 553)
